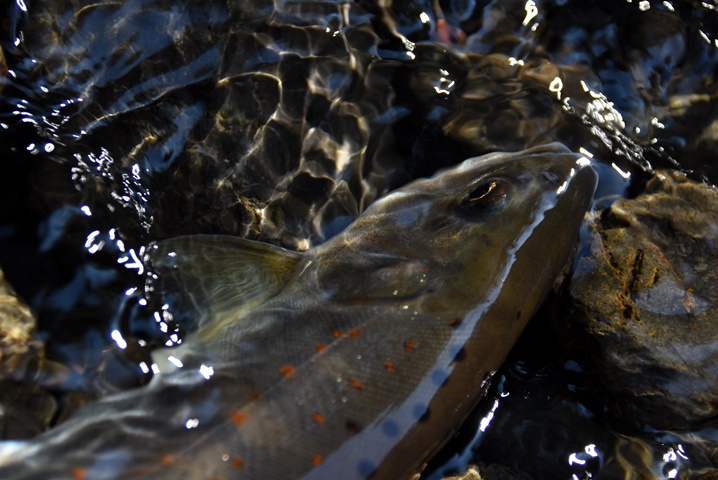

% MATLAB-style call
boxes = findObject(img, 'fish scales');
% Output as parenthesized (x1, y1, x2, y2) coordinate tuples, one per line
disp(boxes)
(0, 143, 597, 479)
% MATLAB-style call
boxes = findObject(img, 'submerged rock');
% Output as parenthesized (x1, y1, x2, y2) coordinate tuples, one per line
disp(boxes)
(0, 270, 97, 439)
(567, 170, 718, 429)
(441, 464, 533, 480)
(0, 380, 56, 440)
(0, 270, 56, 439)
(0, 269, 42, 381)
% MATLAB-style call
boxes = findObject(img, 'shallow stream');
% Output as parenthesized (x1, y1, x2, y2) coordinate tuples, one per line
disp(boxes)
(1, 0, 718, 478)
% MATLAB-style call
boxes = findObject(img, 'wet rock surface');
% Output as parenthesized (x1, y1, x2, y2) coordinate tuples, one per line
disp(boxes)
(441, 464, 533, 480)
(567, 170, 718, 429)
(0, 270, 100, 439)
(0, 270, 56, 439)
(0, 269, 42, 382)
(0, 380, 56, 440)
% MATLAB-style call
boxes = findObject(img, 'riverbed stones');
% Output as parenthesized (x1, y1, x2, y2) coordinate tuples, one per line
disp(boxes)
(0, 380, 56, 439)
(567, 170, 718, 429)
(440, 463, 534, 480)
(0, 269, 41, 377)
(0, 269, 58, 439)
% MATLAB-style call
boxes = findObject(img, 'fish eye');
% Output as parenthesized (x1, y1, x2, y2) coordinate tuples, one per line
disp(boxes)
(459, 178, 510, 210)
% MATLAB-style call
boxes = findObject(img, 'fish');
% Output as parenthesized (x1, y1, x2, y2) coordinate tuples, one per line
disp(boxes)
(0, 143, 597, 480)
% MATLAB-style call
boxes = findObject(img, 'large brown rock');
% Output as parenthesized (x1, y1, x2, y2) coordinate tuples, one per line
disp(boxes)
(568, 170, 718, 429)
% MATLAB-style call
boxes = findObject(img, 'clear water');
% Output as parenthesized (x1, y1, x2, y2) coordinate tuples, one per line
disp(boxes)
(1, 0, 717, 477)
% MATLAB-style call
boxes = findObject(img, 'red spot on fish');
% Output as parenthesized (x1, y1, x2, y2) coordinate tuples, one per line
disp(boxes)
(351, 377, 365, 390)
(230, 410, 248, 425)
(249, 390, 262, 401)
(312, 412, 326, 424)
(332, 330, 344, 338)
(159, 454, 174, 466)
(231, 457, 245, 469)
(448, 317, 462, 327)
(280, 365, 296, 378)
(404, 340, 415, 351)
(348, 328, 362, 337)
(312, 454, 324, 465)
(384, 360, 395, 372)
(435, 18, 467, 45)
(71, 468, 87, 479)
(315, 343, 327, 352)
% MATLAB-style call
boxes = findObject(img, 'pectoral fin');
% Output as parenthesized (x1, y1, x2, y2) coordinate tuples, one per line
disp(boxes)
(146, 235, 302, 337)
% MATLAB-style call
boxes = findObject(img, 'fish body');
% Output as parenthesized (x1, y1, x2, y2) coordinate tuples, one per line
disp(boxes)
(0, 143, 596, 479)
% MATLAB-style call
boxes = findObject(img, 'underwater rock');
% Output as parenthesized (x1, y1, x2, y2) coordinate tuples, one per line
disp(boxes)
(0, 269, 42, 381)
(440, 467, 482, 480)
(568, 170, 718, 429)
(0, 380, 56, 440)
(0, 270, 95, 439)
(441, 463, 534, 480)
(0, 270, 57, 439)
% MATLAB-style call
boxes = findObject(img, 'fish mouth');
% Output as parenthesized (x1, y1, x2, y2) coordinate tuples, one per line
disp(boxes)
(539, 153, 598, 202)
(566, 156, 599, 200)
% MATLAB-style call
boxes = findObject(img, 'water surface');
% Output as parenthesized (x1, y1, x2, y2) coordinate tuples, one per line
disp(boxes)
(1, 0, 717, 477)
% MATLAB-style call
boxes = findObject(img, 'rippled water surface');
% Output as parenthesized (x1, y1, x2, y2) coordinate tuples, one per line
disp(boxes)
(1, 0, 718, 478)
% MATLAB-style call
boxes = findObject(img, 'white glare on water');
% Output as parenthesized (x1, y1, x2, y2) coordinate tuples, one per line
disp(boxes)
(578, 147, 594, 159)
(611, 162, 631, 179)
(167, 356, 183, 368)
(111, 329, 128, 350)
(479, 399, 500, 432)
(118, 248, 145, 275)
(549, 77, 563, 99)
(523, 0, 538, 26)
(199, 365, 215, 380)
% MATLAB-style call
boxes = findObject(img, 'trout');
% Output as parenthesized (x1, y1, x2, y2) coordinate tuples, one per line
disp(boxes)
(0, 143, 597, 479)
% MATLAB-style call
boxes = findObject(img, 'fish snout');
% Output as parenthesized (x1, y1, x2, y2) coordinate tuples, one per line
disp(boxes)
(540, 154, 598, 201)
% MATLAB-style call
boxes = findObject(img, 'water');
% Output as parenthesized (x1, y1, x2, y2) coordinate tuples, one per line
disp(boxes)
(1, 0, 717, 477)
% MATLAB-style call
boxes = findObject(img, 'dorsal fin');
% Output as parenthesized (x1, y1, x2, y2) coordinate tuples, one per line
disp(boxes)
(146, 235, 302, 338)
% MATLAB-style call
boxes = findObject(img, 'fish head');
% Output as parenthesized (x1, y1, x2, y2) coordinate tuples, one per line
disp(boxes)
(302, 143, 598, 480)
(341, 142, 598, 314)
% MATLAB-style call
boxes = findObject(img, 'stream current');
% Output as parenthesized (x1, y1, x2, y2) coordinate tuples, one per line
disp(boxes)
(1, 0, 718, 478)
